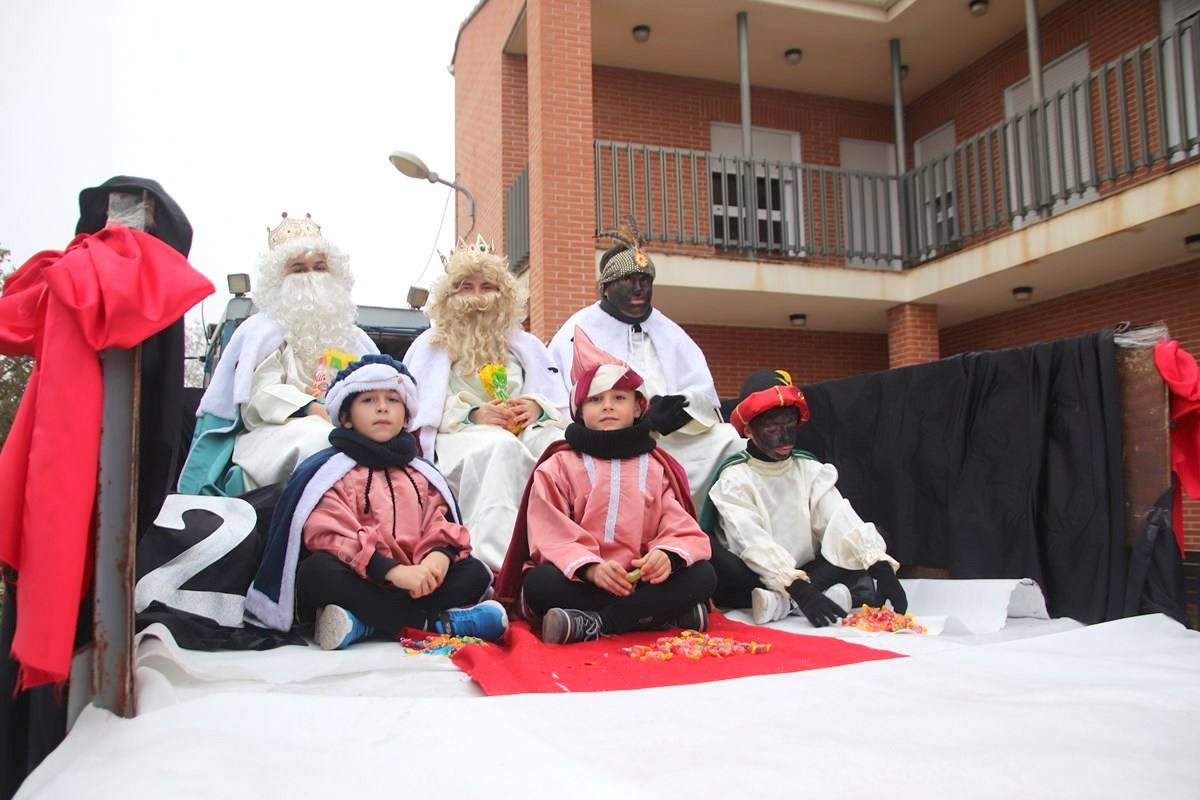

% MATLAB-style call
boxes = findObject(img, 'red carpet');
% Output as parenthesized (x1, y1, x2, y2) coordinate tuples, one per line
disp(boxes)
(451, 612, 902, 695)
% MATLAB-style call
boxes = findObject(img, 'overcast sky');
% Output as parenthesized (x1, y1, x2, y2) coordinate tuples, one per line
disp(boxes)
(0, 0, 479, 326)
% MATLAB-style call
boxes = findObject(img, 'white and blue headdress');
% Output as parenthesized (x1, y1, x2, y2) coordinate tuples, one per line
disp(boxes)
(324, 354, 419, 427)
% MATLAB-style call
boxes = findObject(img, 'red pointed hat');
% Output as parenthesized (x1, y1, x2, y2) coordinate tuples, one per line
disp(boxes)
(570, 326, 647, 416)
(729, 369, 811, 437)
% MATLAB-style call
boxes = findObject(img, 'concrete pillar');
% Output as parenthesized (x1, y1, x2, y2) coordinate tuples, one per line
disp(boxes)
(526, 0, 597, 339)
(887, 303, 940, 367)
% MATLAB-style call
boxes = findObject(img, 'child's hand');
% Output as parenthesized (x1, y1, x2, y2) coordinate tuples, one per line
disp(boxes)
(385, 564, 440, 598)
(631, 549, 671, 584)
(307, 402, 331, 421)
(421, 550, 452, 585)
(585, 560, 633, 597)
(470, 399, 516, 428)
(507, 397, 542, 429)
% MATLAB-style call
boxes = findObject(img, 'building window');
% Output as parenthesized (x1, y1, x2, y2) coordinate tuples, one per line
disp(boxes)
(1003, 45, 1097, 226)
(709, 123, 803, 253)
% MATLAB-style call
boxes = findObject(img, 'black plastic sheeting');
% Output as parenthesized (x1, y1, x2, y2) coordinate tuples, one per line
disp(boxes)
(794, 329, 1127, 624)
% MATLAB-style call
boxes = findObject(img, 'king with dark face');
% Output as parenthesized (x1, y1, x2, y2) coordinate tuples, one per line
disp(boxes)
(602, 272, 654, 321)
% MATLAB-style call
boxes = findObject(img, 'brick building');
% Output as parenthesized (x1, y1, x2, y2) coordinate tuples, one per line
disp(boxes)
(450, 0, 1200, 558)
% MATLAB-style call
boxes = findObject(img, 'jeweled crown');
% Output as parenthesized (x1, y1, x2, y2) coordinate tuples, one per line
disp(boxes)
(439, 234, 497, 267)
(267, 212, 322, 250)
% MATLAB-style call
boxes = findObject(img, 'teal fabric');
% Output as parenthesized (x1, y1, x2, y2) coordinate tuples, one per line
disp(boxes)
(176, 413, 246, 497)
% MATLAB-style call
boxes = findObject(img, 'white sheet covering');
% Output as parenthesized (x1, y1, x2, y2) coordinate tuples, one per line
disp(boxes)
(18, 584, 1200, 799)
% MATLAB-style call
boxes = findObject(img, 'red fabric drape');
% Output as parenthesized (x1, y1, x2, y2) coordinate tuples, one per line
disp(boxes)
(0, 227, 213, 688)
(451, 612, 902, 695)
(1153, 339, 1200, 556)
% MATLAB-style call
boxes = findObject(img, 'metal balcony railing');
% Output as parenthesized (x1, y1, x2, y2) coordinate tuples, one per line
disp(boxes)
(504, 165, 530, 270)
(585, 20, 1200, 268)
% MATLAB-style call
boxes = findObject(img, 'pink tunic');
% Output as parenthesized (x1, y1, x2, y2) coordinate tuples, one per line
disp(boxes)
(303, 464, 472, 579)
(526, 449, 711, 580)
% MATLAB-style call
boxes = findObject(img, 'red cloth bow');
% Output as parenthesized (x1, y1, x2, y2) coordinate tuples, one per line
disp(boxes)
(0, 227, 213, 688)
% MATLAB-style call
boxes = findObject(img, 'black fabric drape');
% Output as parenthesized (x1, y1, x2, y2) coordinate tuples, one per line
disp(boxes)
(793, 330, 1126, 623)
(1124, 486, 1187, 623)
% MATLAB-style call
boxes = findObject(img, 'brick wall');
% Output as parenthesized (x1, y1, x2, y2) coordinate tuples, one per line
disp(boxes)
(682, 323, 889, 399)
(887, 303, 940, 367)
(501, 54, 529, 212)
(942, 258, 1200, 552)
(593, 65, 895, 160)
(526, 0, 598, 339)
(453, 0, 525, 245)
(908, 0, 1161, 148)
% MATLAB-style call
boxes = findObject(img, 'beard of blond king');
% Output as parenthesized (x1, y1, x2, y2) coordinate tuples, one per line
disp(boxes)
(432, 292, 514, 374)
(257, 271, 358, 373)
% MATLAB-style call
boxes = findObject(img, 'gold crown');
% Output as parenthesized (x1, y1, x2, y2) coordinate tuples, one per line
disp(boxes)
(439, 234, 498, 268)
(267, 212, 322, 250)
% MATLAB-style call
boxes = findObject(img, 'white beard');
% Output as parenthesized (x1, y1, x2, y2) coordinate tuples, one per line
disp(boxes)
(256, 271, 358, 372)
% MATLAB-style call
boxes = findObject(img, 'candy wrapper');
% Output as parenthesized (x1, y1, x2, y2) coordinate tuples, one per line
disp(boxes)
(479, 362, 524, 434)
(621, 630, 773, 661)
(309, 348, 361, 398)
(840, 605, 928, 634)
(396, 633, 486, 656)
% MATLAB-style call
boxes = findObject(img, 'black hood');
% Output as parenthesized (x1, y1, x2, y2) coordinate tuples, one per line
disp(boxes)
(76, 176, 193, 257)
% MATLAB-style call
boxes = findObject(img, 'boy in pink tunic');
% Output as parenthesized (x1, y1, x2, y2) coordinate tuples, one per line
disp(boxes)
(497, 329, 716, 644)
(292, 355, 508, 649)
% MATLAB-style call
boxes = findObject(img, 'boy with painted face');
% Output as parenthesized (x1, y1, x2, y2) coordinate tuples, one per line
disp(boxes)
(495, 328, 716, 644)
(699, 370, 907, 626)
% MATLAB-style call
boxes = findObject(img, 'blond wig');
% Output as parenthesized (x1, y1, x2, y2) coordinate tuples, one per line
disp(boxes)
(425, 245, 526, 372)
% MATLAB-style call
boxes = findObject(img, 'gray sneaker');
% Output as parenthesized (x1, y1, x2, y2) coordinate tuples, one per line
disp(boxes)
(541, 607, 605, 644)
(674, 602, 710, 632)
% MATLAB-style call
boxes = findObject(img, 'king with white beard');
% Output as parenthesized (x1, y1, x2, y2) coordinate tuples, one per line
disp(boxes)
(178, 214, 378, 496)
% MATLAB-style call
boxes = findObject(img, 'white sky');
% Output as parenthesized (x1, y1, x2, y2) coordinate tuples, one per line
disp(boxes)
(0, 0, 479, 327)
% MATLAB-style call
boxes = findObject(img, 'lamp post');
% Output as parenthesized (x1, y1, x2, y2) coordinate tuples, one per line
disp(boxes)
(388, 150, 476, 236)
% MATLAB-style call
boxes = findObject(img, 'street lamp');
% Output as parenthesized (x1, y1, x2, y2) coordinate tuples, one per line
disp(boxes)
(388, 150, 476, 235)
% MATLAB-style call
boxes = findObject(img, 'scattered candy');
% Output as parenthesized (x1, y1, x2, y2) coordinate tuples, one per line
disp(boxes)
(840, 604, 927, 634)
(396, 633, 486, 656)
(620, 630, 773, 661)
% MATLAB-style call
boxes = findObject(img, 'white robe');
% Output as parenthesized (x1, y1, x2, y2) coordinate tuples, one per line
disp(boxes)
(709, 455, 898, 593)
(549, 303, 745, 506)
(404, 327, 569, 570)
(232, 343, 336, 491)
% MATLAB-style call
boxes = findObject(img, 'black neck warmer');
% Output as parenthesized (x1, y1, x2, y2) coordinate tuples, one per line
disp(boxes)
(328, 427, 418, 468)
(564, 420, 657, 459)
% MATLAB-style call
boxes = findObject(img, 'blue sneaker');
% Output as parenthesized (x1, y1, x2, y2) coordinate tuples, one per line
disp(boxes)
(435, 600, 509, 642)
(315, 605, 374, 650)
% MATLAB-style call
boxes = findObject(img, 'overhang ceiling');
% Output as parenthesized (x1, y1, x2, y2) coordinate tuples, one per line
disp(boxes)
(504, 0, 1069, 104)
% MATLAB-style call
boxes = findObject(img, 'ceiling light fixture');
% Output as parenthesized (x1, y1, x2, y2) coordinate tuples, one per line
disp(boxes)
(968, 0, 989, 16)
(1012, 286, 1034, 302)
(784, 48, 803, 64)
(789, 313, 808, 328)
(632, 24, 651, 43)
(1185, 233, 1200, 253)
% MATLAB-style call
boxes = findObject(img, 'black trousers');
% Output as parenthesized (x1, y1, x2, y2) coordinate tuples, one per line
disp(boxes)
(522, 561, 716, 634)
(296, 552, 491, 635)
(707, 532, 874, 609)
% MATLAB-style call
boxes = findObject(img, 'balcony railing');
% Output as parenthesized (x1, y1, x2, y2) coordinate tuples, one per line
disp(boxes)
(585, 20, 1200, 268)
(504, 165, 530, 270)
